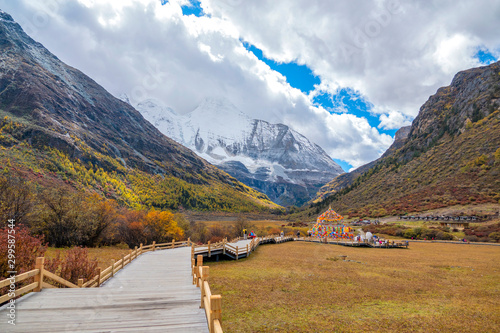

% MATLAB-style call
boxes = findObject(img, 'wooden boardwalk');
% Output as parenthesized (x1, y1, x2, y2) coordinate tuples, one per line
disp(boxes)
(297, 238, 409, 248)
(0, 235, 408, 332)
(193, 235, 407, 262)
(0, 247, 208, 333)
(194, 236, 294, 260)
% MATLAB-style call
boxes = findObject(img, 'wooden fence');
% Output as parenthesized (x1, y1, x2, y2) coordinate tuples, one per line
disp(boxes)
(192, 254, 223, 333)
(192, 234, 293, 259)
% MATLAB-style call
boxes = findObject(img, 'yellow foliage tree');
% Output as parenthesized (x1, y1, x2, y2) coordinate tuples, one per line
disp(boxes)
(144, 210, 184, 243)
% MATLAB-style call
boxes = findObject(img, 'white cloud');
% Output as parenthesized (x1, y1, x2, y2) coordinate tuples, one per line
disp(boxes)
(2, 0, 499, 169)
(203, 0, 500, 115)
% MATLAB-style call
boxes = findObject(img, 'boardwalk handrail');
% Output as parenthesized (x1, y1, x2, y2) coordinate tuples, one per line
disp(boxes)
(192, 234, 294, 260)
(188, 234, 296, 332)
(192, 255, 223, 333)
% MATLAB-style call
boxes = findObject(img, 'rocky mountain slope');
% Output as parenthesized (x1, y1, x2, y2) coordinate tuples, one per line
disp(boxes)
(306, 61, 500, 218)
(315, 126, 411, 201)
(0, 10, 279, 212)
(135, 97, 344, 206)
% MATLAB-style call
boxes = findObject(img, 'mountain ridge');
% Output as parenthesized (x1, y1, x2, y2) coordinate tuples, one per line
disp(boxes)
(134, 96, 344, 206)
(0, 9, 280, 212)
(306, 61, 500, 217)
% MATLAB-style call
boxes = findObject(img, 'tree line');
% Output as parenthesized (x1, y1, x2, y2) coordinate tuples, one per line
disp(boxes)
(0, 171, 183, 247)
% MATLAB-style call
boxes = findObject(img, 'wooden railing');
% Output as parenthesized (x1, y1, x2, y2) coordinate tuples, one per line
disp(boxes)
(192, 255, 223, 333)
(192, 234, 293, 259)
(188, 234, 294, 333)
(0, 239, 192, 301)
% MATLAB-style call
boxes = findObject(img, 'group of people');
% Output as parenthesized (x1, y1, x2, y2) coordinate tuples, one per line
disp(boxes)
(242, 229, 256, 240)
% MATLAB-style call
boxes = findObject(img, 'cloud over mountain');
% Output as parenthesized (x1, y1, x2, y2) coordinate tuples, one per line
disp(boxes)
(2, 0, 498, 168)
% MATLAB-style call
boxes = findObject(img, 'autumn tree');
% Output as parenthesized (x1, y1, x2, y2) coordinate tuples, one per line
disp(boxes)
(34, 188, 85, 247)
(0, 171, 34, 227)
(117, 209, 147, 247)
(32, 188, 120, 247)
(143, 210, 183, 244)
(84, 194, 119, 246)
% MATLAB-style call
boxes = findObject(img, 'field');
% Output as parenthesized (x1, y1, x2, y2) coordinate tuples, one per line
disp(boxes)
(45, 246, 131, 270)
(208, 241, 500, 333)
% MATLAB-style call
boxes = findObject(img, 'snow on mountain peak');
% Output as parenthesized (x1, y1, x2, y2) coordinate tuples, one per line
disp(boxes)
(135, 97, 344, 205)
(118, 93, 132, 105)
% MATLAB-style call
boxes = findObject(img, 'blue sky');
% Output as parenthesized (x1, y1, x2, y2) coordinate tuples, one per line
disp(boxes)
(475, 48, 498, 65)
(179, 0, 204, 17)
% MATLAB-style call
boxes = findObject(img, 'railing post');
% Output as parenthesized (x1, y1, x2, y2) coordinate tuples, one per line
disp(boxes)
(152, 241, 156, 252)
(208, 241, 211, 257)
(188, 237, 191, 246)
(236, 246, 239, 260)
(210, 295, 222, 333)
(121, 254, 125, 269)
(196, 255, 203, 287)
(78, 278, 83, 288)
(140, 243, 143, 254)
(34, 257, 44, 292)
(200, 266, 209, 308)
(172, 239, 175, 249)
(246, 244, 249, 257)
(111, 259, 115, 277)
(128, 249, 132, 264)
(191, 258, 196, 284)
(97, 267, 102, 287)
(191, 244, 195, 258)
(134, 246, 138, 259)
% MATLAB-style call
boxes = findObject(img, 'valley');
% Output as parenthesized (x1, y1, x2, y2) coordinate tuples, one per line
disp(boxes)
(0, 3, 499, 333)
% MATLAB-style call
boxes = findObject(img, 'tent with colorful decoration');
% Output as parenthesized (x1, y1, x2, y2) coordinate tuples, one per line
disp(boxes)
(308, 206, 354, 240)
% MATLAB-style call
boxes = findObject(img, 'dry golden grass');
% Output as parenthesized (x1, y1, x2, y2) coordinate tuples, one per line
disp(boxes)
(45, 245, 131, 270)
(208, 242, 500, 333)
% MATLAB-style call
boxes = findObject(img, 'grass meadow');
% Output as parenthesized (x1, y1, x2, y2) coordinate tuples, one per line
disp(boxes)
(45, 245, 131, 270)
(208, 241, 500, 333)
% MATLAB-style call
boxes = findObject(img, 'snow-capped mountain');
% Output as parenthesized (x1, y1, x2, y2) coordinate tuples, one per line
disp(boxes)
(132, 97, 344, 206)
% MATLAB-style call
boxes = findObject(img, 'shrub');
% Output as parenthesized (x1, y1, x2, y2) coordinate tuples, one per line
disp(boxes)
(45, 247, 98, 285)
(465, 235, 479, 242)
(464, 223, 500, 242)
(488, 232, 500, 242)
(436, 231, 454, 240)
(0, 225, 46, 296)
(0, 225, 47, 277)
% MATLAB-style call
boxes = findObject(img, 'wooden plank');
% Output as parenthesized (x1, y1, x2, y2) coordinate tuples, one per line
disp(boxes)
(0, 281, 38, 304)
(81, 275, 98, 288)
(0, 269, 39, 289)
(214, 320, 223, 333)
(41, 281, 56, 289)
(100, 272, 112, 284)
(100, 265, 113, 277)
(43, 270, 78, 288)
